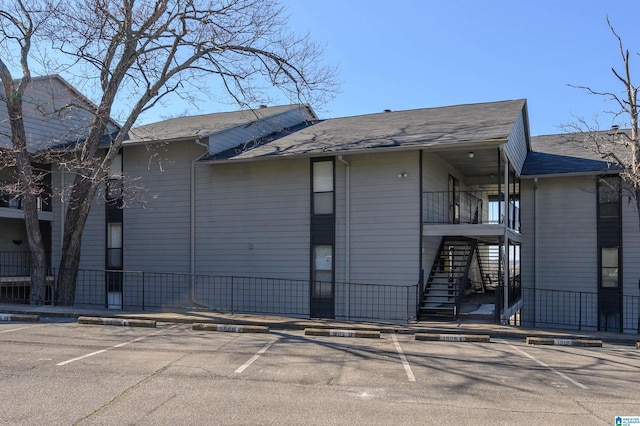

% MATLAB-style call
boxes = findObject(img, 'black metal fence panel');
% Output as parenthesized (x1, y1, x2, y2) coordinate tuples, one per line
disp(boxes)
(521, 287, 639, 333)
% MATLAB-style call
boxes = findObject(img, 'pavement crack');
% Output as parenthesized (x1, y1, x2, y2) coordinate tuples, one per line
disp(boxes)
(72, 353, 189, 425)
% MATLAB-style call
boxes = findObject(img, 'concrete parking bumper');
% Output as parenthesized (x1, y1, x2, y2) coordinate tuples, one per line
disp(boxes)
(192, 323, 269, 333)
(415, 333, 491, 343)
(304, 328, 380, 338)
(0, 313, 40, 322)
(78, 316, 156, 328)
(526, 336, 603, 347)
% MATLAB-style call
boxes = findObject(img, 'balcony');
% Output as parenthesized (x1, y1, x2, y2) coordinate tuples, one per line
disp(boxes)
(423, 191, 520, 240)
(0, 185, 53, 220)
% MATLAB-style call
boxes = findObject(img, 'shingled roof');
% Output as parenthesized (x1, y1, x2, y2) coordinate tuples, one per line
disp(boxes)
(206, 99, 527, 161)
(522, 132, 622, 176)
(127, 105, 309, 145)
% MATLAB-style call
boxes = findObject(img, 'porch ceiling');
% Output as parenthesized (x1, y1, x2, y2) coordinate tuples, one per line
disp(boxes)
(435, 148, 501, 188)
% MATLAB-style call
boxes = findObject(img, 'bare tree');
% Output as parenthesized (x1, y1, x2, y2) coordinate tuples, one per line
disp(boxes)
(566, 16, 639, 224)
(0, 0, 57, 303)
(0, 0, 337, 306)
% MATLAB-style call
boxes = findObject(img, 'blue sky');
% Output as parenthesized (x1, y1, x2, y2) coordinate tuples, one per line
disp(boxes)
(279, 0, 639, 136)
(136, 0, 639, 136)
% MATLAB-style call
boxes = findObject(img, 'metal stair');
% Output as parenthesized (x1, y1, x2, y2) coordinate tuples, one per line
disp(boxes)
(419, 237, 477, 320)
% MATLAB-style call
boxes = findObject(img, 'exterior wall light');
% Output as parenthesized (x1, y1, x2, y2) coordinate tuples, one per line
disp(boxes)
(398, 172, 408, 179)
(468, 151, 475, 158)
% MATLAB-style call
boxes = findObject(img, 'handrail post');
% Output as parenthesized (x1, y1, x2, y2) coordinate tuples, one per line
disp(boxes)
(142, 271, 145, 311)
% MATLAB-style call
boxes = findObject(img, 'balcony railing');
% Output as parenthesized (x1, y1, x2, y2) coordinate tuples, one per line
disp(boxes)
(0, 184, 52, 212)
(423, 191, 520, 231)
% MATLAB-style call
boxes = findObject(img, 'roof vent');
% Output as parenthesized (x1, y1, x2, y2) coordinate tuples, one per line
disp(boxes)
(610, 124, 619, 130)
(383, 109, 392, 113)
(259, 104, 268, 109)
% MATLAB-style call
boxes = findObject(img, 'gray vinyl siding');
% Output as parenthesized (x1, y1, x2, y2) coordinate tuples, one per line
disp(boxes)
(528, 176, 597, 292)
(521, 176, 598, 328)
(192, 157, 309, 315)
(622, 199, 640, 332)
(122, 140, 204, 273)
(0, 77, 118, 150)
(78, 186, 106, 271)
(623, 202, 640, 299)
(194, 157, 310, 279)
(347, 151, 421, 286)
(205, 107, 314, 156)
(503, 109, 528, 175)
(48, 167, 105, 271)
(519, 179, 534, 295)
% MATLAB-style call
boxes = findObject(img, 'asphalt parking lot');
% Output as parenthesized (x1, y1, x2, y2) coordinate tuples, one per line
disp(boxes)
(0, 318, 638, 425)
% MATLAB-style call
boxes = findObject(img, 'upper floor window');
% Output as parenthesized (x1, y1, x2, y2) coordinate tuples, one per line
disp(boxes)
(597, 176, 621, 222)
(312, 160, 334, 215)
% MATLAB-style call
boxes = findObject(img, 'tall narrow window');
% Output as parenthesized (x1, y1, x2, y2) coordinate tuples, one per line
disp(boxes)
(597, 175, 622, 331)
(601, 247, 619, 288)
(310, 158, 335, 318)
(312, 245, 333, 298)
(107, 223, 123, 269)
(106, 152, 123, 309)
(313, 161, 334, 215)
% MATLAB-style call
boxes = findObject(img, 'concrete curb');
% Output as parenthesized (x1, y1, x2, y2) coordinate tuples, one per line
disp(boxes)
(304, 328, 380, 338)
(192, 323, 269, 333)
(0, 313, 40, 322)
(415, 333, 491, 343)
(78, 316, 156, 328)
(526, 337, 603, 347)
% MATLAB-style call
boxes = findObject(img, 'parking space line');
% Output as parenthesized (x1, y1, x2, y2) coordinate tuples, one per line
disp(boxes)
(0, 324, 43, 334)
(497, 339, 588, 389)
(56, 325, 177, 366)
(392, 334, 416, 382)
(235, 337, 279, 374)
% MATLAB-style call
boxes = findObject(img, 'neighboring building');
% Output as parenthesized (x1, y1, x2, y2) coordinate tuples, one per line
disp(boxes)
(0, 75, 118, 298)
(2, 77, 638, 333)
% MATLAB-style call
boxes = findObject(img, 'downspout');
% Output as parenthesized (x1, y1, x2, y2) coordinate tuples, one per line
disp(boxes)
(190, 138, 209, 307)
(55, 168, 65, 307)
(533, 177, 539, 327)
(337, 155, 350, 317)
(501, 146, 509, 325)
(418, 150, 424, 320)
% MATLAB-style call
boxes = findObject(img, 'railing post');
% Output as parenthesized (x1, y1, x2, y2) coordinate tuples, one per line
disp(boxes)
(578, 291, 582, 330)
(142, 271, 145, 311)
(231, 276, 235, 315)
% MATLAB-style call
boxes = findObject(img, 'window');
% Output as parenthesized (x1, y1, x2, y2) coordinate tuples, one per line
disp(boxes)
(312, 245, 333, 298)
(598, 176, 620, 221)
(107, 223, 123, 269)
(313, 161, 333, 215)
(601, 247, 619, 288)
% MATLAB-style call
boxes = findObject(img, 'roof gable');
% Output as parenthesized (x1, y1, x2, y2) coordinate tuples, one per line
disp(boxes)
(0, 75, 119, 152)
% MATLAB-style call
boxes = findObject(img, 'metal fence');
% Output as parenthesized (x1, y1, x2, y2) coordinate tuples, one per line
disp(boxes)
(1, 265, 418, 322)
(521, 287, 639, 333)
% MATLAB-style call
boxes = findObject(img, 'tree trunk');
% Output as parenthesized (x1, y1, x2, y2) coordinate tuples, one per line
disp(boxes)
(55, 172, 100, 306)
(20, 192, 48, 304)
(4, 94, 48, 304)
